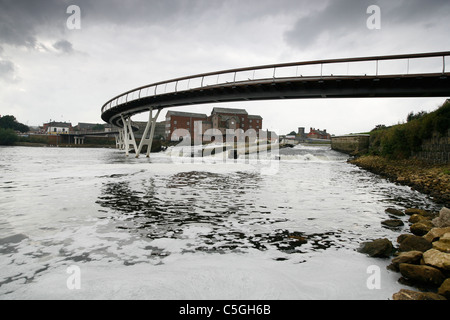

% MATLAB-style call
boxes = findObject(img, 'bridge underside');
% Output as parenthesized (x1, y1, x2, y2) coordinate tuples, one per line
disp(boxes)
(101, 73, 450, 127)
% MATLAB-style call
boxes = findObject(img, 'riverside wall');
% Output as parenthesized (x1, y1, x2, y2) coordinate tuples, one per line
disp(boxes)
(331, 135, 370, 155)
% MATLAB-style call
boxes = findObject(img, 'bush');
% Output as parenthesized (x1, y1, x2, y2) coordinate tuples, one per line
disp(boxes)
(0, 128, 18, 145)
(368, 100, 450, 159)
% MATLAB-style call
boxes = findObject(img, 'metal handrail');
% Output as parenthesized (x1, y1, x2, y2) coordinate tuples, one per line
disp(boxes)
(101, 51, 450, 115)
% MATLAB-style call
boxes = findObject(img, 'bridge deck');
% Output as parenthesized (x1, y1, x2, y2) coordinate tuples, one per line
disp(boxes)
(102, 72, 450, 127)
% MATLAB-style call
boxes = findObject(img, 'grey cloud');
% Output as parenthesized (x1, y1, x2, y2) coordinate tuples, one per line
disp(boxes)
(284, 0, 450, 49)
(0, 0, 67, 47)
(0, 59, 17, 81)
(53, 39, 73, 54)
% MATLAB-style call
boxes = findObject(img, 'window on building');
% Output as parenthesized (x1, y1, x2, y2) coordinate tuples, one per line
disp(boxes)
(187, 121, 190, 126)
(249, 119, 252, 123)
(174, 120, 177, 125)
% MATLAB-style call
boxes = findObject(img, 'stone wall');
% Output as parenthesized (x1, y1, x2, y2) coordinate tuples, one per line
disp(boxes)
(413, 129, 450, 164)
(331, 135, 370, 155)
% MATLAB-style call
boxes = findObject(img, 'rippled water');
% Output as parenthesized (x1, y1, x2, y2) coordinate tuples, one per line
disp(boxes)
(0, 145, 442, 299)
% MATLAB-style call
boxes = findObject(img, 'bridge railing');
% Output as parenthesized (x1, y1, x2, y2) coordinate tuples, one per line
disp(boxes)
(101, 51, 450, 115)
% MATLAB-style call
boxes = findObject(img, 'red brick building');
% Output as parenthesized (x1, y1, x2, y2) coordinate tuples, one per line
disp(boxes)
(307, 127, 331, 140)
(165, 107, 263, 140)
(165, 111, 208, 141)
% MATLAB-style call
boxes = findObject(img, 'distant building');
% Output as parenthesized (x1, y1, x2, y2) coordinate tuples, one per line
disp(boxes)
(307, 127, 331, 140)
(295, 127, 307, 141)
(165, 111, 208, 141)
(165, 107, 263, 140)
(43, 122, 72, 134)
(73, 122, 114, 132)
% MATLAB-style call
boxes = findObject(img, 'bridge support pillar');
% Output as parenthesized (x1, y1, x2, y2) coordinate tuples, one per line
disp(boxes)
(121, 115, 138, 156)
(115, 129, 125, 150)
(135, 108, 161, 158)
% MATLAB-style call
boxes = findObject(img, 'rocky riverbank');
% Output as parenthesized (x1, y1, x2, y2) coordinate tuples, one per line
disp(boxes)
(359, 207, 450, 300)
(349, 155, 450, 207)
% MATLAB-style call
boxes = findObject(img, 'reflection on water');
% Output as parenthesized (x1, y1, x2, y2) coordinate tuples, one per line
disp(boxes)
(96, 170, 349, 259)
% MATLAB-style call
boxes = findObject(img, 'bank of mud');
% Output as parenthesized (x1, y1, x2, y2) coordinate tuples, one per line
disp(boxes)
(349, 155, 450, 207)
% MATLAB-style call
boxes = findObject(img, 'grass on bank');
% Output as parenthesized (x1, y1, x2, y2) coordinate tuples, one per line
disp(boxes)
(368, 100, 450, 160)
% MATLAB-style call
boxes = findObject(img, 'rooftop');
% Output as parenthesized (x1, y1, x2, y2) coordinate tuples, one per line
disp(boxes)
(166, 111, 208, 118)
(45, 122, 72, 127)
(212, 107, 248, 115)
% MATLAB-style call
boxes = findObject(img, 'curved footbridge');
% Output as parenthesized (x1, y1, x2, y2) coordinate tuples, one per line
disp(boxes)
(100, 51, 450, 157)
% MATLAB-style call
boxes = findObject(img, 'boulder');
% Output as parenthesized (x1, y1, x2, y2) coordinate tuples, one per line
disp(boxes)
(392, 289, 447, 300)
(405, 208, 432, 217)
(423, 227, 450, 242)
(397, 234, 409, 244)
(408, 214, 430, 224)
(381, 219, 404, 229)
(399, 263, 445, 287)
(388, 251, 422, 272)
(422, 249, 450, 271)
(385, 208, 405, 217)
(432, 233, 450, 253)
(358, 238, 394, 258)
(410, 221, 433, 236)
(433, 207, 450, 228)
(438, 278, 450, 299)
(398, 235, 432, 252)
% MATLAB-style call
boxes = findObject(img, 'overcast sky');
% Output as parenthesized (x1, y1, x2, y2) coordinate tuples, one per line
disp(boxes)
(1, 0, 449, 135)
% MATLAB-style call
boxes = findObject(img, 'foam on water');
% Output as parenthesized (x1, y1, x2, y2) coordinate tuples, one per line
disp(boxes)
(0, 146, 442, 299)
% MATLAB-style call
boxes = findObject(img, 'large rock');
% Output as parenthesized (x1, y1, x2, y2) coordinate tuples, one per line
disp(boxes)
(405, 208, 433, 218)
(410, 221, 433, 236)
(433, 207, 450, 228)
(381, 219, 404, 229)
(399, 263, 446, 287)
(423, 227, 450, 242)
(432, 233, 450, 253)
(438, 278, 450, 299)
(409, 214, 430, 224)
(392, 289, 447, 300)
(358, 238, 394, 258)
(385, 208, 405, 217)
(423, 249, 450, 271)
(388, 251, 422, 272)
(398, 234, 432, 252)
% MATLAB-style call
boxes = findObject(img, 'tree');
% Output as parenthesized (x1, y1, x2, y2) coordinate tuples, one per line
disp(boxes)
(0, 115, 29, 133)
(406, 110, 427, 123)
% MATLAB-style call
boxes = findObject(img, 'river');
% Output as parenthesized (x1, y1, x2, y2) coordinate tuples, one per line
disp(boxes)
(0, 145, 442, 299)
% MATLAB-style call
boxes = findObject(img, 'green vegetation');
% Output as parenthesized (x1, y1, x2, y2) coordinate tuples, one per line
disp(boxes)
(0, 115, 29, 145)
(369, 100, 450, 159)
(0, 128, 18, 145)
(0, 115, 29, 133)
